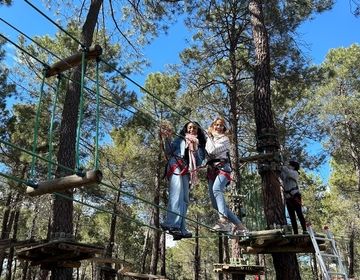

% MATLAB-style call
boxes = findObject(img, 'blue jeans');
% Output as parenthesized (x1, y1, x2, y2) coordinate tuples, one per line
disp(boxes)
(208, 173, 241, 225)
(163, 167, 190, 234)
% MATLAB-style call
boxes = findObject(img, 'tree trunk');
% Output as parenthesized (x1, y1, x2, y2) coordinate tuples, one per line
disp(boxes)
(159, 231, 166, 276)
(141, 228, 151, 273)
(160, 165, 168, 277)
(5, 207, 20, 280)
(0, 191, 13, 277)
(348, 222, 355, 278)
(218, 234, 223, 280)
(100, 177, 123, 280)
(194, 217, 200, 280)
(51, 1, 103, 279)
(249, 1, 301, 279)
(150, 158, 162, 275)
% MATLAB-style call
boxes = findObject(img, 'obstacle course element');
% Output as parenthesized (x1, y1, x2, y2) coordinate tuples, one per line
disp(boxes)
(308, 225, 348, 280)
(45, 45, 103, 77)
(26, 169, 103, 196)
(239, 228, 326, 254)
(118, 270, 168, 279)
(16, 239, 103, 269)
(214, 263, 264, 275)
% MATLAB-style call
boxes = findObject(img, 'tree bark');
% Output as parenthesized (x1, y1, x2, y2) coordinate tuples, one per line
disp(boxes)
(348, 221, 355, 278)
(141, 228, 151, 273)
(5, 208, 20, 280)
(51, 1, 103, 279)
(100, 177, 122, 280)
(249, 1, 301, 279)
(194, 217, 200, 280)
(0, 191, 13, 277)
(150, 157, 162, 275)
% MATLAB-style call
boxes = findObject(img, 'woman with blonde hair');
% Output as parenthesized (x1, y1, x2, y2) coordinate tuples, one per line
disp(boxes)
(206, 117, 247, 234)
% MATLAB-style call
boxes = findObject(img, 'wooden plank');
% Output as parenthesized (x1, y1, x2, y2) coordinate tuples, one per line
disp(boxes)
(213, 263, 265, 275)
(119, 271, 168, 279)
(26, 170, 102, 196)
(45, 45, 103, 77)
(89, 257, 132, 266)
(247, 229, 284, 237)
(244, 245, 313, 254)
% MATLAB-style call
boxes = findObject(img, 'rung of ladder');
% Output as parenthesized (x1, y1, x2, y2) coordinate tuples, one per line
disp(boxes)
(315, 237, 332, 242)
(307, 225, 348, 280)
(328, 272, 347, 276)
(321, 253, 339, 258)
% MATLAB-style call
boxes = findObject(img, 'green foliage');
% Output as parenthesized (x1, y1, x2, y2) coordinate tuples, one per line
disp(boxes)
(0, 38, 16, 138)
(311, 44, 360, 163)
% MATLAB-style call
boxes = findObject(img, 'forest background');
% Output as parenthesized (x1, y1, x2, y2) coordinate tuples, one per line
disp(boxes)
(0, 0, 359, 280)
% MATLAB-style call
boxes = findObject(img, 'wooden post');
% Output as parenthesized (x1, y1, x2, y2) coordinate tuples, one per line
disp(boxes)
(45, 45, 103, 77)
(26, 170, 102, 196)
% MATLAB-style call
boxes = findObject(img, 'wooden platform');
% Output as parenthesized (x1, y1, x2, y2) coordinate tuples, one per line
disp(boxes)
(16, 239, 103, 269)
(0, 238, 42, 253)
(213, 263, 264, 275)
(239, 229, 326, 254)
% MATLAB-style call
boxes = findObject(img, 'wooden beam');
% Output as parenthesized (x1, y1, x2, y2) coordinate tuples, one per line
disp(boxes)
(243, 244, 326, 254)
(247, 229, 284, 236)
(88, 257, 132, 266)
(26, 170, 102, 196)
(45, 45, 103, 77)
(118, 271, 168, 279)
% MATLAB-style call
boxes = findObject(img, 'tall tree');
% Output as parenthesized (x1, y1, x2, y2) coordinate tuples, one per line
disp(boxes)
(249, 0, 300, 278)
(309, 44, 360, 278)
(51, 1, 103, 279)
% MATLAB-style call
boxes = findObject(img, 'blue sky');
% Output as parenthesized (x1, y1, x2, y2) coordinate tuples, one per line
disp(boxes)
(1, 1, 359, 182)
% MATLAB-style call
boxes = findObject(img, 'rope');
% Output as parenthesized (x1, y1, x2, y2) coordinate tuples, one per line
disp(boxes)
(29, 71, 47, 182)
(47, 75, 61, 179)
(75, 50, 87, 173)
(0, 33, 48, 68)
(95, 59, 100, 170)
(23, 0, 83, 48)
(0, 139, 218, 235)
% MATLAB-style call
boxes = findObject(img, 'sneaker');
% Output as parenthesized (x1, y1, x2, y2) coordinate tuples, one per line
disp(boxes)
(168, 228, 182, 236)
(231, 223, 248, 236)
(181, 231, 193, 238)
(172, 234, 183, 241)
(161, 223, 181, 235)
(213, 221, 232, 232)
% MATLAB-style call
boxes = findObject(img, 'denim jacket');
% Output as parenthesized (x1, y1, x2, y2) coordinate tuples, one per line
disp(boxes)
(164, 137, 206, 170)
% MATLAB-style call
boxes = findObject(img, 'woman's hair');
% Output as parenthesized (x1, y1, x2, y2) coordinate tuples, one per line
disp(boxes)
(179, 121, 206, 148)
(208, 117, 228, 135)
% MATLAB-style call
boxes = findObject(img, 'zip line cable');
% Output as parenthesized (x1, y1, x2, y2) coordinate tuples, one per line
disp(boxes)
(23, 0, 83, 48)
(8, 2, 203, 130)
(0, 171, 160, 232)
(3, 169, 217, 242)
(0, 23, 181, 133)
(0, 13, 227, 236)
(0, 27, 198, 149)
(0, 139, 219, 237)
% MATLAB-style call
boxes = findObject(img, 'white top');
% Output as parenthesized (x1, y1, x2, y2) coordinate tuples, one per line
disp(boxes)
(205, 134, 230, 160)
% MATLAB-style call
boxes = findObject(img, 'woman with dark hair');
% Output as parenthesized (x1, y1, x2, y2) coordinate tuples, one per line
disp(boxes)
(160, 121, 206, 240)
(206, 117, 248, 235)
(280, 160, 307, 234)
